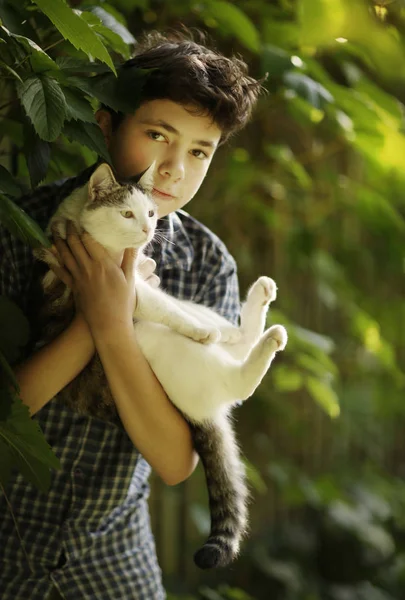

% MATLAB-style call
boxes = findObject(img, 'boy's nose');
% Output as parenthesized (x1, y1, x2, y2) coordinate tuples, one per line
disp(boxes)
(159, 156, 185, 181)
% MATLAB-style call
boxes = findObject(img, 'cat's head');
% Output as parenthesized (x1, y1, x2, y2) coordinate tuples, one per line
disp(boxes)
(80, 163, 158, 253)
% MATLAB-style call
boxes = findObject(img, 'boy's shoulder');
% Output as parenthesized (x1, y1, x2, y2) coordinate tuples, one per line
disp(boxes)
(176, 209, 226, 249)
(161, 209, 236, 272)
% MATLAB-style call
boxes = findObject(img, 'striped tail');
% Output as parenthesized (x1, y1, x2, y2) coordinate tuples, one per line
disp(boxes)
(189, 417, 249, 569)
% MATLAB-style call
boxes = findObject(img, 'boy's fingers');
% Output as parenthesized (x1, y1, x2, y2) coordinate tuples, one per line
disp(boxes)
(48, 263, 73, 288)
(65, 221, 92, 267)
(51, 233, 80, 277)
(80, 230, 109, 262)
(121, 248, 137, 280)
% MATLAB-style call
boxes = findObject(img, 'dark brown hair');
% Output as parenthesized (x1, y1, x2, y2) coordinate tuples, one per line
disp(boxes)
(105, 29, 265, 144)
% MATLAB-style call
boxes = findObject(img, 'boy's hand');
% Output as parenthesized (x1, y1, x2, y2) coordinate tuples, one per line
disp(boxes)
(51, 221, 137, 335)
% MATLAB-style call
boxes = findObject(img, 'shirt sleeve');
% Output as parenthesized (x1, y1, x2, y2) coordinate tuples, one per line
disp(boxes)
(194, 243, 241, 326)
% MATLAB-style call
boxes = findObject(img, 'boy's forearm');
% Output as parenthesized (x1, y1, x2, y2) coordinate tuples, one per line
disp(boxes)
(93, 326, 199, 486)
(14, 314, 95, 416)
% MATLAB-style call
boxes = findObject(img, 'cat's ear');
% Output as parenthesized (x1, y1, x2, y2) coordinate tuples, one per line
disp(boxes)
(136, 162, 156, 192)
(88, 163, 117, 201)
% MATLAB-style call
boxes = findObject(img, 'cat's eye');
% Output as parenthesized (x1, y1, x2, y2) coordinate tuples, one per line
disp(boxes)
(148, 210, 155, 218)
(121, 210, 133, 219)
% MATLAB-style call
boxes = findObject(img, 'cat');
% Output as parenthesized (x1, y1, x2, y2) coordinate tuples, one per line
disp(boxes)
(34, 162, 288, 570)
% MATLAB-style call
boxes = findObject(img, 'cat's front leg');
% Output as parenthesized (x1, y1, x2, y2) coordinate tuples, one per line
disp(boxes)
(133, 279, 220, 344)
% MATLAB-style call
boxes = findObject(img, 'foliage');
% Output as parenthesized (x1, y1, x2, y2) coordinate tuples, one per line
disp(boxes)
(0, 0, 404, 595)
(239, 468, 405, 599)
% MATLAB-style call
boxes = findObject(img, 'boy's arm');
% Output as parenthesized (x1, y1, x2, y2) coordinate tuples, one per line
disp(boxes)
(14, 314, 95, 415)
(47, 227, 198, 486)
(93, 324, 199, 486)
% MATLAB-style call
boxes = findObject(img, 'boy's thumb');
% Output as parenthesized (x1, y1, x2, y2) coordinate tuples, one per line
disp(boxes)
(121, 248, 138, 279)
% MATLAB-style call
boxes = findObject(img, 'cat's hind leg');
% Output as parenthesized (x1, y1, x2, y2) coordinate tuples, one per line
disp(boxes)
(236, 324, 287, 400)
(240, 277, 277, 346)
(209, 277, 279, 345)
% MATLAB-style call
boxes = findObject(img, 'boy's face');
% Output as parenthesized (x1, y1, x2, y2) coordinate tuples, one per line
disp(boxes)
(96, 99, 222, 218)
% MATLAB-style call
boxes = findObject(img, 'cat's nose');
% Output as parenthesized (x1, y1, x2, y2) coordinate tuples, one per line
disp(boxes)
(142, 225, 149, 234)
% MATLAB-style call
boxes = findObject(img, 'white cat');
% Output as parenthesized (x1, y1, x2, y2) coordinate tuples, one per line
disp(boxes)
(35, 162, 288, 569)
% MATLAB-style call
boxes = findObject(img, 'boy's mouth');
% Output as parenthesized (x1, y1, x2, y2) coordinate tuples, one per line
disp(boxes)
(152, 187, 176, 200)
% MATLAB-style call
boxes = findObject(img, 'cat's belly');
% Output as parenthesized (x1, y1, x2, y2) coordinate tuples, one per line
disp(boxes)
(133, 321, 237, 422)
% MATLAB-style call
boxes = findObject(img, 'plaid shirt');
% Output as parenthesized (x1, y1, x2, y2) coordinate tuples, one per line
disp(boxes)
(0, 166, 240, 600)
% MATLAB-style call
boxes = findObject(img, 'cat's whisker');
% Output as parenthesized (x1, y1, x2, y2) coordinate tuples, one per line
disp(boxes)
(153, 233, 175, 246)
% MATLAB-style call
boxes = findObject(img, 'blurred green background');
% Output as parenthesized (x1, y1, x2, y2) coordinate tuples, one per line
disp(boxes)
(1, 0, 405, 598)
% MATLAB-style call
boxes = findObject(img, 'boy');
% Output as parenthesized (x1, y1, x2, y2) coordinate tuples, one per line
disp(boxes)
(0, 30, 262, 599)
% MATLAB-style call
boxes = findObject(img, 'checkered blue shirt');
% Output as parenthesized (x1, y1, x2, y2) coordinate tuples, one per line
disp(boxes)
(0, 166, 240, 599)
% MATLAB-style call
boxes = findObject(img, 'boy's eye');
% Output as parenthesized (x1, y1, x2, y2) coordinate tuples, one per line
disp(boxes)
(148, 210, 155, 218)
(121, 210, 134, 219)
(192, 149, 208, 159)
(147, 131, 165, 141)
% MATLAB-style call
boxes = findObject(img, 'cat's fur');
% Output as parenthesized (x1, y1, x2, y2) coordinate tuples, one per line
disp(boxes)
(34, 163, 288, 570)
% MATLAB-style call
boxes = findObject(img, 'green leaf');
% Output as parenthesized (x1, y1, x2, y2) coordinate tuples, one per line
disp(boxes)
(0, 193, 51, 249)
(0, 25, 59, 73)
(55, 56, 112, 74)
(77, 9, 130, 59)
(0, 164, 22, 197)
(61, 86, 96, 123)
(0, 57, 22, 82)
(283, 71, 334, 109)
(87, 6, 135, 45)
(272, 364, 303, 392)
(0, 391, 61, 492)
(23, 122, 51, 188)
(32, 0, 116, 74)
(305, 376, 340, 418)
(94, 24, 131, 60)
(63, 120, 110, 162)
(261, 44, 295, 81)
(206, 1, 260, 53)
(296, 352, 338, 377)
(0, 348, 20, 392)
(17, 75, 67, 142)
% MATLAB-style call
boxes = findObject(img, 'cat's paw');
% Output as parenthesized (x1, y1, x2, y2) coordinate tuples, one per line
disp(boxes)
(220, 326, 242, 344)
(249, 276, 277, 306)
(189, 327, 221, 344)
(33, 247, 59, 269)
(265, 324, 288, 351)
(49, 218, 68, 240)
(33, 246, 50, 263)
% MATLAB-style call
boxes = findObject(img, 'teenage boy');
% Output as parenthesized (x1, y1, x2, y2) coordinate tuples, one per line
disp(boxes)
(0, 31, 262, 599)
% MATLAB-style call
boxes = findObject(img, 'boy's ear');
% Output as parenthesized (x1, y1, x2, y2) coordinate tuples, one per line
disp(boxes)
(95, 109, 113, 147)
(88, 163, 116, 201)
